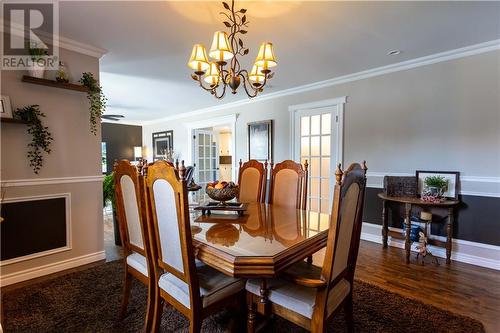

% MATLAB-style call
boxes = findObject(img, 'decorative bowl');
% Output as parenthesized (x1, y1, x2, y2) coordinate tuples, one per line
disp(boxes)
(205, 183, 239, 204)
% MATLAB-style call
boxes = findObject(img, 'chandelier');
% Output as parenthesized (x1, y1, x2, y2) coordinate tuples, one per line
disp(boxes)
(187, 0, 277, 99)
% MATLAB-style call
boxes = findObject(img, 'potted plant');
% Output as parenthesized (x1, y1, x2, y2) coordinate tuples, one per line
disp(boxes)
(27, 42, 48, 78)
(424, 175, 448, 197)
(103, 173, 122, 246)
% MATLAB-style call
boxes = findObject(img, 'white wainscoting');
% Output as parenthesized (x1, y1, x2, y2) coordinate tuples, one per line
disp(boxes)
(361, 222, 500, 271)
(0, 193, 72, 266)
(0, 251, 106, 287)
(366, 172, 500, 198)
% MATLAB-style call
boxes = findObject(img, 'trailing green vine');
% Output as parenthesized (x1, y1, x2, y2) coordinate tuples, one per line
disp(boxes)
(14, 105, 53, 174)
(79, 72, 106, 135)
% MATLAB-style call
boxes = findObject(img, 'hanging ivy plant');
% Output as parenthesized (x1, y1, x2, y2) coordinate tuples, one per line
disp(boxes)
(79, 72, 107, 135)
(14, 105, 53, 174)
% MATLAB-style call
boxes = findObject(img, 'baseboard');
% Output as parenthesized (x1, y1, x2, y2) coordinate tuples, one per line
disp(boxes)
(361, 222, 500, 271)
(0, 251, 106, 287)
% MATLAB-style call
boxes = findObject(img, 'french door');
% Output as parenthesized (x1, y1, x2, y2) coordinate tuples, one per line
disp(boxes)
(294, 105, 340, 215)
(193, 130, 218, 187)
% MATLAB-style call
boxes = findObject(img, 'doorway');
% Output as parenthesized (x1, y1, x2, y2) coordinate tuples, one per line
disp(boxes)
(290, 97, 346, 214)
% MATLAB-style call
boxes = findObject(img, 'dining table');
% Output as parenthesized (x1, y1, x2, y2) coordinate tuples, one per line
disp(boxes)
(189, 201, 331, 316)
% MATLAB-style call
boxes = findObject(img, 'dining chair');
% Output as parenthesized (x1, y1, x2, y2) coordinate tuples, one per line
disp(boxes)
(237, 159, 267, 203)
(113, 160, 154, 332)
(145, 160, 246, 333)
(268, 160, 309, 209)
(246, 162, 368, 333)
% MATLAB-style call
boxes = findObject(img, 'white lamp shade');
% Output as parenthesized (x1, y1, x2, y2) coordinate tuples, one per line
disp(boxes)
(255, 42, 277, 69)
(203, 62, 220, 86)
(134, 146, 142, 159)
(249, 64, 265, 84)
(188, 44, 210, 72)
(209, 31, 234, 61)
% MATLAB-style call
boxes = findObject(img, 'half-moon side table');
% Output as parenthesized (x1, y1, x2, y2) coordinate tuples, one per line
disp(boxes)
(377, 193, 460, 264)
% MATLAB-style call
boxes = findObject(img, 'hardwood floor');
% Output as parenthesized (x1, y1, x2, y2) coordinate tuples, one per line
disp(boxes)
(313, 241, 500, 333)
(3, 238, 498, 332)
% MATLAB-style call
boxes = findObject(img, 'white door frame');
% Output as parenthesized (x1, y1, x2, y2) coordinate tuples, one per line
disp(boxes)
(288, 96, 347, 167)
(186, 114, 238, 181)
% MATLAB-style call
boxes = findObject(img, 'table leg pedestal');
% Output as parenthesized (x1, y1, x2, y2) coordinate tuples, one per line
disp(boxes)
(404, 203, 412, 264)
(257, 279, 270, 315)
(446, 208, 454, 264)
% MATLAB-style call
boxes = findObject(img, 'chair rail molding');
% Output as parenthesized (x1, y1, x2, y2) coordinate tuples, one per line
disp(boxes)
(0, 175, 104, 187)
(366, 172, 500, 198)
(0, 193, 72, 266)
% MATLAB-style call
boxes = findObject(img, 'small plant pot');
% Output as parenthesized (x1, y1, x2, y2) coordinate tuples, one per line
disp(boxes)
(27, 63, 45, 78)
(427, 186, 443, 197)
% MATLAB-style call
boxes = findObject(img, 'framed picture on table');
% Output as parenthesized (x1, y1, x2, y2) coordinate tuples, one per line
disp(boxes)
(248, 120, 273, 162)
(416, 170, 460, 199)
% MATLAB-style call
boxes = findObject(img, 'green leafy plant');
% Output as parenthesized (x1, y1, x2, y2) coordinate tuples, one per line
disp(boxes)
(424, 176, 448, 189)
(79, 72, 107, 135)
(103, 173, 115, 208)
(14, 105, 53, 174)
(27, 41, 48, 61)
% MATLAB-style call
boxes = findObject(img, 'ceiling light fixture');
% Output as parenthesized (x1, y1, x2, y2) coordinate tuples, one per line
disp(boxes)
(187, 0, 277, 99)
(387, 49, 402, 56)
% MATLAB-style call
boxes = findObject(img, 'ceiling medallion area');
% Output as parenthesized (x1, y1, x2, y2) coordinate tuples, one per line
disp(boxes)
(187, 0, 277, 99)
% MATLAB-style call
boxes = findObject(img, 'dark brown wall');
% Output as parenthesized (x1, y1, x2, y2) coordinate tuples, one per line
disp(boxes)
(101, 123, 142, 174)
(363, 188, 500, 246)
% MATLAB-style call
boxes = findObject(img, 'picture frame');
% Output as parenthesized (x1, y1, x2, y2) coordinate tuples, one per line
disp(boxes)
(248, 120, 273, 161)
(416, 170, 460, 199)
(1, 95, 13, 119)
(152, 130, 173, 161)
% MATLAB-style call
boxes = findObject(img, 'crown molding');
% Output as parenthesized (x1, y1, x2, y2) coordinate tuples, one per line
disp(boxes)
(143, 38, 500, 126)
(2, 20, 107, 58)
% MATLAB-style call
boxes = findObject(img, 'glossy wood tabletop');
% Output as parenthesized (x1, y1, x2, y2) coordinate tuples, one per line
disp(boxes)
(189, 202, 331, 278)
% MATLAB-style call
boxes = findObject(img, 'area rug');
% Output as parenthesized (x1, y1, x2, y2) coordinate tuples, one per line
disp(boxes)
(2, 260, 485, 333)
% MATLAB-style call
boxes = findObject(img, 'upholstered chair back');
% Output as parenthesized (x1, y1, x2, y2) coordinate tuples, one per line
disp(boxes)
(268, 160, 308, 209)
(114, 160, 148, 256)
(315, 162, 367, 319)
(145, 161, 201, 306)
(237, 160, 267, 203)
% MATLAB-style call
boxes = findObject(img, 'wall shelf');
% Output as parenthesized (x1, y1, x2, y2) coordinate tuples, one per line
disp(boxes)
(1, 118, 28, 125)
(22, 75, 89, 92)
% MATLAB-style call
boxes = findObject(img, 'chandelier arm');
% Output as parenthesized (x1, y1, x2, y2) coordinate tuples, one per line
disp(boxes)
(239, 72, 260, 98)
(196, 75, 221, 92)
(212, 80, 228, 99)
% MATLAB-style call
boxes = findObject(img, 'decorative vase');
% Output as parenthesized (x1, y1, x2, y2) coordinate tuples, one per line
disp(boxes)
(427, 186, 443, 197)
(27, 63, 45, 78)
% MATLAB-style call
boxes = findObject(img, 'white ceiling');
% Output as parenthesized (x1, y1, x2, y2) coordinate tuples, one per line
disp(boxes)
(58, 1, 500, 122)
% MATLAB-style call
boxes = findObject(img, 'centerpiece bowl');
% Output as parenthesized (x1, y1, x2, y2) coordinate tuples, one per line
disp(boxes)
(205, 181, 239, 205)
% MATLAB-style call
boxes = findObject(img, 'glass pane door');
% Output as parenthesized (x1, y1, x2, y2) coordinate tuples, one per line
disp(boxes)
(194, 130, 218, 187)
(294, 106, 337, 215)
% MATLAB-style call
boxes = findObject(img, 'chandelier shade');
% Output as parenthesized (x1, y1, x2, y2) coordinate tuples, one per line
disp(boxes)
(249, 64, 265, 85)
(203, 62, 220, 86)
(209, 31, 234, 62)
(255, 42, 277, 69)
(188, 44, 210, 73)
(187, 0, 276, 99)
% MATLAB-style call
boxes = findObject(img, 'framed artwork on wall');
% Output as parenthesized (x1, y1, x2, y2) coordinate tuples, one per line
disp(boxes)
(248, 120, 273, 161)
(1, 95, 13, 119)
(416, 170, 460, 199)
(152, 130, 173, 161)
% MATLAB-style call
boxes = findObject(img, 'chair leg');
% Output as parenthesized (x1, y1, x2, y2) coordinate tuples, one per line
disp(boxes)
(119, 270, 132, 320)
(344, 293, 354, 333)
(306, 255, 313, 264)
(246, 293, 257, 333)
(189, 316, 202, 333)
(151, 292, 164, 333)
(144, 280, 155, 333)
